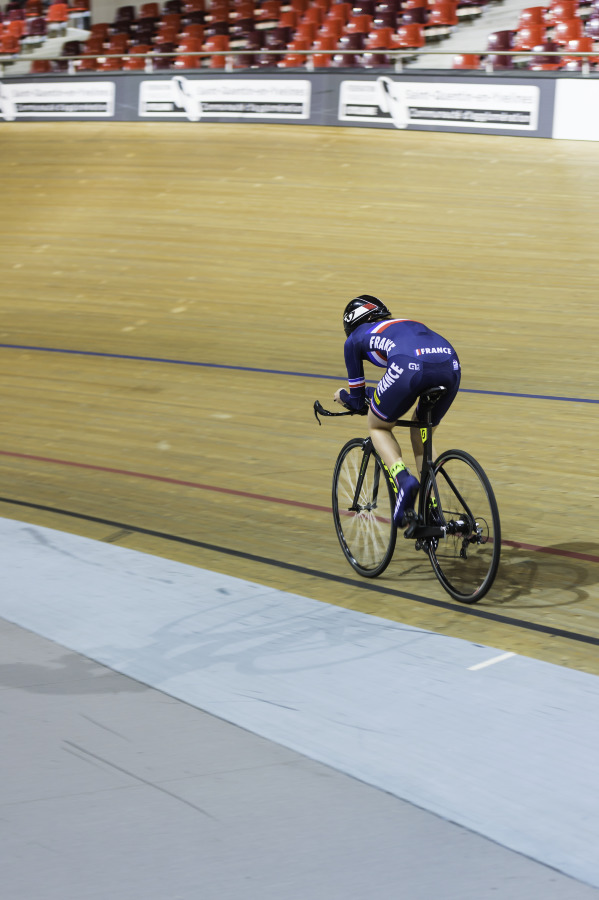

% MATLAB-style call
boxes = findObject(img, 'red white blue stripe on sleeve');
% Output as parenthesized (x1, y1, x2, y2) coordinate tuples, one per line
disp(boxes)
(348, 376, 366, 389)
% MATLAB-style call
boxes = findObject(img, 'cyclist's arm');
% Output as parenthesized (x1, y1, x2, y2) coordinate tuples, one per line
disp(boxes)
(334, 335, 368, 411)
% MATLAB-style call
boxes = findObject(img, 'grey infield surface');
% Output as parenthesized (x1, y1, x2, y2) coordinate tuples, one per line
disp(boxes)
(1, 518, 599, 899)
(2, 618, 598, 900)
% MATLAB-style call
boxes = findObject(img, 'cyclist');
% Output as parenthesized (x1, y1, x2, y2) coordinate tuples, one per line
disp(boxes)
(334, 294, 461, 528)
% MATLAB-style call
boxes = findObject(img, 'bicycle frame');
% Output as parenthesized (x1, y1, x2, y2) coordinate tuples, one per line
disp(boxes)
(316, 390, 501, 601)
(314, 388, 473, 545)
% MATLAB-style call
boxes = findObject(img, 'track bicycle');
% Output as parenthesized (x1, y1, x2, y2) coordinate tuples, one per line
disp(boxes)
(314, 386, 501, 604)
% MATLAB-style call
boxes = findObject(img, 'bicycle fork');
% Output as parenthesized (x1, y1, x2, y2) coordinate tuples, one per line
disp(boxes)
(348, 439, 381, 513)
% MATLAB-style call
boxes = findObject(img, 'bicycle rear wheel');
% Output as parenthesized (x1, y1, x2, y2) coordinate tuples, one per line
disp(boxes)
(332, 438, 397, 578)
(424, 449, 501, 603)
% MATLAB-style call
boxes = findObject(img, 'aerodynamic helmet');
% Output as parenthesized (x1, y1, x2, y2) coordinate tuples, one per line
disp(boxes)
(343, 295, 391, 337)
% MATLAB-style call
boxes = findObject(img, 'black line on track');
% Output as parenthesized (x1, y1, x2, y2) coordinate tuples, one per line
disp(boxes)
(2, 495, 599, 648)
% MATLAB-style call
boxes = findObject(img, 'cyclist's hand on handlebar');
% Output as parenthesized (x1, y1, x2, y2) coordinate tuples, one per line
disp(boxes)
(334, 388, 370, 415)
(333, 387, 350, 408)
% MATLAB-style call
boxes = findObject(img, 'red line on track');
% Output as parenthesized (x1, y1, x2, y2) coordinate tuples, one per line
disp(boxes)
(0, 449, 331, 513)
(1, 448, 598, 564)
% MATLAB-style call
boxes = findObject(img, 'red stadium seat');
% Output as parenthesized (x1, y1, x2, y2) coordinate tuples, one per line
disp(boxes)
(331, 31, 364, 66)
(346, 13, 372, 32)
(0, 34, 20, 53)
(554, 17, 584, 43)
(46, 2, 68, 22)
(140, 2, 161, 18)
(278, 9, 298, 28)
(295, 20, 319, 40)
(98, 55, 124, 70)
(278, 35, 309, 66)
(486, 29, 515, 51)
(123, 43, 152, 68)
(151, 40, 176, 67)
(394, 22, 425, 47)
(232, 29, 261, 67)
(30, 57, 52, 72)
(327, 2, 352, 23)
(426, 0, 458, 30)
(76, 55, 99, 71)
(6, 19, 26, 38)
(89, 22, 111, 41)
(106, 33, 130, 53)
(255, 0, 281, 22)
(518, 6, 546, 27)
(180, 23, 205, 40)
(319, 16, 344, 37)
(353, 0, 375, 14)
(156, 24, 181, 43)
(401, 6, 427, 23)
(514, 24, 546, 50)
(173, 36, 201, 66)
(24, 0, 43, 17)
(115, 4, 136, 21)
(360, 26, 394, 65)
(301, 5, 324, 26)
(289, 0, 309, 14)
(161, 12, 182, 29)
(546, 0, 578, 25)
(452, 52, 480, 68)
(203, 33, 229, 67)
(560, 35, 599, 68)
(312, 34, 335, 65)
(373, 9, 397, 27)
(526, 40, 562, 69)
(45, 1, 68, 34)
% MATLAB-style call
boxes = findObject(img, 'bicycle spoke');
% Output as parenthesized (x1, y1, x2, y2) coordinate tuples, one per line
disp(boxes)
(425, 449, 500, 603)
(333, 439, 397, 578)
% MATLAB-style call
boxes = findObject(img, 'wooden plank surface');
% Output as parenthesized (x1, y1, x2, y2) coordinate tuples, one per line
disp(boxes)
(0, 122, 597, 675)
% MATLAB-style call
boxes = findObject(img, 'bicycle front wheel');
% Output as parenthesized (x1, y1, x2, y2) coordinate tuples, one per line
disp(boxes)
(424, 449, 501, 603)
(332, 438, 397, 578)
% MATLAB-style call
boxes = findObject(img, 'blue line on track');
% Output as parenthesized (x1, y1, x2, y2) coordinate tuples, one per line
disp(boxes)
(1, 343, 597, 405)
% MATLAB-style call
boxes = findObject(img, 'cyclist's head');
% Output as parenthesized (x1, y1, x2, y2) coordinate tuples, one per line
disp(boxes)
(343, 295, 391, 337)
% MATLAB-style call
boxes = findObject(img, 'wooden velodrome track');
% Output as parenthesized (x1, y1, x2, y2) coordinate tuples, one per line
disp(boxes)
(0, 122, 598, 676)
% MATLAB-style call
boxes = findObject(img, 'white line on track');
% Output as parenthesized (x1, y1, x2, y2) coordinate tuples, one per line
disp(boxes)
(468, 652, 516, 671)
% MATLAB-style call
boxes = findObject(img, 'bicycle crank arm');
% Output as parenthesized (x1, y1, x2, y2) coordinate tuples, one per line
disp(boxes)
(405, 525, 446, 541)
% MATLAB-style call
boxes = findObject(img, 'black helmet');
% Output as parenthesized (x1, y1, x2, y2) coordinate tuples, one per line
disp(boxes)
(343, 295, 391, 337)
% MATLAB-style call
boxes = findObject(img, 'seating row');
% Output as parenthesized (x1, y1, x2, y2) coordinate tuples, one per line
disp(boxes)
(18, 0, 599, 73)
(25, 0, 479, 71)
(453, 0, 599, 70)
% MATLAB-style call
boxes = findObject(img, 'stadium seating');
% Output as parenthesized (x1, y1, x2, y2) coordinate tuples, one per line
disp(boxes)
(560, 34, 599, 67)
(526, 40, 563, 70)
(123, 42, 153, 68)
(45, 2, 69, 36)
(30, 57, 52, 72)
(514, 24, 547, 50)
(9, 0, 596, 74)
(452, 51, 480, 67)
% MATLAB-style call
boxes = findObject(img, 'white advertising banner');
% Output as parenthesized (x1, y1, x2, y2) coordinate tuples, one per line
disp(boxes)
(339, 77, 540, 131)
(553, 79, 599, 141)
(138, 76, 311, 120)
(0, 80, 115, 119)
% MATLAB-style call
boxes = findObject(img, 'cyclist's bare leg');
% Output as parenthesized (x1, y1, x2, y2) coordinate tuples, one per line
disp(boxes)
(367, 409, 404, 470)
(410, 408, 437, 477)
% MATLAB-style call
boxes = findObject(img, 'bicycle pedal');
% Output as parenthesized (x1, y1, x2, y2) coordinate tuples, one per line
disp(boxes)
(403, 508, 420, 539)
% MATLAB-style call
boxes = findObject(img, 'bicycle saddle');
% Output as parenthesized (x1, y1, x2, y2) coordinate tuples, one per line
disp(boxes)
(418, 386, 447, 410)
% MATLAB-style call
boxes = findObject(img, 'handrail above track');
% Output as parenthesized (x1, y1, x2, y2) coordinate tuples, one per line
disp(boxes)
(4, 47, 598, 77)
